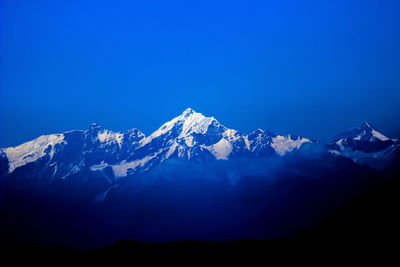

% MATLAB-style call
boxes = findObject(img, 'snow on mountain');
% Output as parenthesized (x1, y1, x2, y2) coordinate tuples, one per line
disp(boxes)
(333, 122, 389, 143)
(2, 111, 399, 208)
(244, 129, 311, 157)
(245, 129, 275, 156)
(1, 123, 146, 180)
(0, 108, 316, 178)
(330, 140, 397, 170)
(4, 109, 397, 179)
(208, 138, 233, 160)
(109, 108, 238, 176)
(140, 108, 217, 147)
(97, 130, 125, 147)
(4, 134, 66, 173)
(328, 122, 397, 170)
(103, 108, 314, 176)
(111, 153, 160, 177)
(271, 135, 311, 156)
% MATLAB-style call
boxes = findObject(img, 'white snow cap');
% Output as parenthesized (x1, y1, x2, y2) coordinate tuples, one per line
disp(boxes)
(360, 122, 389, 141)
(140, 108, 220, 147)
(4, 134, 66, 172)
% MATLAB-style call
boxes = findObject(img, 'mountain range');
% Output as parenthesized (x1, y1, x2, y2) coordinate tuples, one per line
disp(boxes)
(1, 108, 399, 181)
(1, 108, 400, 248)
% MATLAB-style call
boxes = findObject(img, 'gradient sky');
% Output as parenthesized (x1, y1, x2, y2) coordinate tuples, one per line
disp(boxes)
(1, 0, 400, 147)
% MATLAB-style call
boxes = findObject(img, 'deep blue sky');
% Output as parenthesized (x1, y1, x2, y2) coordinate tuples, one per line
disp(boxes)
(1, 0, 400, 147)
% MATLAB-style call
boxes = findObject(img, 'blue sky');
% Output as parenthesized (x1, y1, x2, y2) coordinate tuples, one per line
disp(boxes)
(1, 0, 400, 147)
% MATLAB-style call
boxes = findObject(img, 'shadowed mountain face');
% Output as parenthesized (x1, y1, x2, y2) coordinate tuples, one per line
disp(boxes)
(0, 109, 399, 249)
(327, 122, 399, 170)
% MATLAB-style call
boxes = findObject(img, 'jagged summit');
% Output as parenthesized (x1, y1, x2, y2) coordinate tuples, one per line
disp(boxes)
(358, 122, 382, 134)
(327, 122, 397, 170)
(252, 129, 264, 134)
(1, 109, 398, 177)
(178, 107, 210, 121)
(182, 107, 196, 116)
(333, 122, 389, 142)
(360, 121, 374, 129)
(140, 108, 222, 146)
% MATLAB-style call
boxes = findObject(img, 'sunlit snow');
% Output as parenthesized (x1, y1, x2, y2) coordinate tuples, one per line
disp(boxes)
(271, 135, 310, 156)
(4, 134, 66, 172)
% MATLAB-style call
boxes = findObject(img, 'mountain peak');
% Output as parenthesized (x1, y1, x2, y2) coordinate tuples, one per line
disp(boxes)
(357, 122, 389, 141)
(359, 122, 375, 130)
(172, 108, 218, 135)
(179, 108, 205, 121)
(333, 122, 389, 142)
(182, 107, 195, 116)
(139, 108, 224, 147)
(248, 129, 264, 136)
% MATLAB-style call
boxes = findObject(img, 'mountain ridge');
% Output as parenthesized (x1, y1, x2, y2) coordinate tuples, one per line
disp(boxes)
(1, 109, 399, 248)
(1, 108, 399, 179)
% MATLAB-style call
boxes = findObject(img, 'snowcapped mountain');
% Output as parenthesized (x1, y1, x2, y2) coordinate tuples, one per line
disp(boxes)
(328, 122, 399, 170)
(1, 110, 399, 247)
(1, 109, 398, 180)
(332, 122, 390, 143)
(1, 108, 315, 179)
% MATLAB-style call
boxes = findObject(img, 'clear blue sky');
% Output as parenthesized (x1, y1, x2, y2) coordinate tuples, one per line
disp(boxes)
(1, 0, 400, 147)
